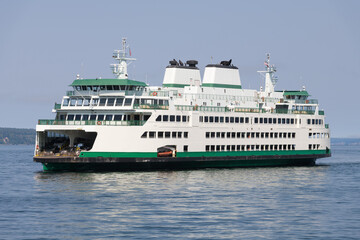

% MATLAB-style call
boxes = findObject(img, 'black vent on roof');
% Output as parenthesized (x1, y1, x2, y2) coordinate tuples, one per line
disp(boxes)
(186, 60, 198, 67)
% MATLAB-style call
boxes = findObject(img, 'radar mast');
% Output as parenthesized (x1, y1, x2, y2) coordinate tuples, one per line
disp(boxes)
(110, 38, 136, 79)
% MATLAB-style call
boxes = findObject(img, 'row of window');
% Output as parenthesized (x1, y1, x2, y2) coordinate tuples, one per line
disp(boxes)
(254, 117, 297, 125)
(205, 131, 296, 139)
(141, 131, 189, 139)
(199, 116, 325, 126)
(307, 119, 323, 125)
(63, 97, 169, 108)
(60, 114, 149, 121)
(200, 116, 250, 124)
(156, 115, 190, 122)
(205, 144, 296, 152)
(309, 133, 330, 139)
(74, 85, 144, 91)
(309, 144, 321, 150)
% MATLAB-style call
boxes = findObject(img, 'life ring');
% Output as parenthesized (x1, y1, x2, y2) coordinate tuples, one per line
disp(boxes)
(152, 91, 158, 96)
(305, 100, 309, 104)
(97, 121, 101, 125)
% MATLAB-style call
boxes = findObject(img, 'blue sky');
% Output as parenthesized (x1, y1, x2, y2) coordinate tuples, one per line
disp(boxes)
(0, 0, 359, 137)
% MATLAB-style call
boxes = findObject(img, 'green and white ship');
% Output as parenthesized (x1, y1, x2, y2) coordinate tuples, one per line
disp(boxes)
(34, 38, 331, 171)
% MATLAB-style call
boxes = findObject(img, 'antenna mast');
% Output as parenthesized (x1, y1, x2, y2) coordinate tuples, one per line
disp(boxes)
(257, 53, 278, 94)
(110, 38, 136, 79)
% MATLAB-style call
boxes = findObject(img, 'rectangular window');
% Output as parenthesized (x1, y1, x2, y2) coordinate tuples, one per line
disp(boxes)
(107, 98, 115, 106)
(273, 118, 276, 124)
(176, 115, 181, 122)
(83, 98, 90, 106)
(245, 117, 249, 123)
(269, 118, 272, 124)
(221, 132, 225, 138)
(260, 118, 263, 124)
(75, 114, 81, 121)
(264, 118, 268, 124)
(291, 119, 294, 124)
(114, 115, 122, 121)
(70, 98, 77, 106)
(211, 132, 215, 138)
(206, 145, 210, 152)
(99, 98, 106, 106)
(256, 132, 260, 138)
(163, 115, 169, 122)
(182, 116, 187, 122)
(170, 115, 175, 122)
(261, 132, 264, 138)
(231, 132, 236, 138)
(227, 132, 231, 138)
(184, 145, 188, 152)
(230, 117, 234, 123)
(149, 131, 156, 138)
(282, 118, 286, 124)
(124, 98, 133, 106)
(210, 116, 214, 122)
(205, 116, 209, 122)
(278, 118, 281, 124)
(216, 145, 220, 151)
(158, 132, 164, 138)
(97, 115, 104, 121)
(178, 132, 182, 138)
(220, 117, 224, 123)
(82, 114, 89, 121)
(240, 117, 244, 123)
(67, 114, 74, 120)
(217, 132, 221, 138)
(199, 116, 203, 122)
(286, 119, 290, 124)
(184, 132, 188, 138)
(105, 115, 113, 121)
(90, 115, 97, 121)
(62, 98, 69, 106)
(254, 117, 258, 124)
(206, 132, 210, 138)
(307, 119, 311, 124)
(225, 117, 229, 123)
(215, 116, 219, 122)
(76, 99, 83, 106)
(165, 132, 171, 138)
(115, 98, 124, 106)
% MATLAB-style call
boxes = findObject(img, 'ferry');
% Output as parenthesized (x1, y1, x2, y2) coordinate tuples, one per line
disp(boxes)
(34, 38, 331, 171)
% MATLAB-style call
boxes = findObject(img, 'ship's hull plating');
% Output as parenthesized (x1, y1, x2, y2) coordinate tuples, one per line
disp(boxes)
(34, 151, 330, 172)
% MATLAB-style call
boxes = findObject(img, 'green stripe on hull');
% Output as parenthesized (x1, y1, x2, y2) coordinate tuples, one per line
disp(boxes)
(80, 150, 328, 158)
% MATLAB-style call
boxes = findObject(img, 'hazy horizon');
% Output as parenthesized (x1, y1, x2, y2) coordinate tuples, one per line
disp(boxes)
(1, 0, 359, 138)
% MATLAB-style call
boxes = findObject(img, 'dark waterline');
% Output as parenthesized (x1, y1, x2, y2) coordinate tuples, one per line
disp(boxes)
(0, 145, 359, 239)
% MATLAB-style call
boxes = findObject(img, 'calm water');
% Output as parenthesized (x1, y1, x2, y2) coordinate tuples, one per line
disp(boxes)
(0, 145, 359, 240)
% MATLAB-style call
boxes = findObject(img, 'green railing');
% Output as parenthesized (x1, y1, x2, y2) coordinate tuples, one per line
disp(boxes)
(276, 109, 315, 115)
(176, 105, 229, 112)
(234, 107, 266, 113)
(134, 104, 169, 110)
(38, 119, 146, 126)
(54, 103, 61, 110)
(318, 110, 325, 115)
